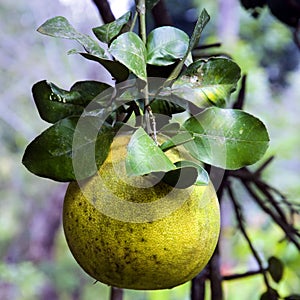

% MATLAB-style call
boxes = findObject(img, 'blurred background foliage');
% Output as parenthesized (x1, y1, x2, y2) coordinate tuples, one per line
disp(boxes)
(0, 0, 299, 299)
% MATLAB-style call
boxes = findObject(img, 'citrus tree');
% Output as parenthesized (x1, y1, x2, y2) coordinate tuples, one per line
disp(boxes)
(22, 0, 299, 299)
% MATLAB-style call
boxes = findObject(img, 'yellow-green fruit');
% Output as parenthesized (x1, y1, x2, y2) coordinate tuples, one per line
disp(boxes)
(63, 135, 220, 290)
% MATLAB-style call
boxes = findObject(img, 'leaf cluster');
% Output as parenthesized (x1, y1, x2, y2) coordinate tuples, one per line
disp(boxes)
(22, 7, 269, 187)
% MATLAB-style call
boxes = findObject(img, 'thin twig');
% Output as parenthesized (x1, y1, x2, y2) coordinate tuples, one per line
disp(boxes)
(227, 183, 272, 290)
(243, 181, 300, 250)
(228, 165, 300, 242)
(223, 269, 267, 281)
(195, 42, 222, 50)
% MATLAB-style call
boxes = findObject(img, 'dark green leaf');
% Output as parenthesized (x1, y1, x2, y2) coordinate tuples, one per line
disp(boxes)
(161, 161, 198, 188)
(78, 52, 129, 82)
(260, 288, 279, 300)
(125, 127, 176, 176)
(145, 0, 160, 9)
(172, 57, 241, 108)
(70, 81, 112, 104)
(32, 80, 83, 123)
(183, 107, 270, 170)
(37, 16, 106, 58)
(160, 131, 194, 151)
(146, 26, 189, 66)
(159, 122, 181, 137)
(150, 99, 185, 116)
(22, 117, 117, 181)
(189, 9, 210, 52)
(93, 12, 131, 44)
(165, 9, 210, 85)
(22, 117, 78, 181)
(32, 80, 110, 123)
(157, 160, 209, 188)
(285, 295, 300, 300)
(109, 32, 147, 81)
(268, 256, 284, 283)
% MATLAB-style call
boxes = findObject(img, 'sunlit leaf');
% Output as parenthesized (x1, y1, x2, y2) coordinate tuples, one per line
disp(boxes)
(125, 127, 176, 176)
(109, 32, 147, 81)
(183, 107, 270, 170)
(93, 12, 131, 44)
(146, 26, 189, 66)
(172, 57, 241, 108)
(37, 16, 107, 58)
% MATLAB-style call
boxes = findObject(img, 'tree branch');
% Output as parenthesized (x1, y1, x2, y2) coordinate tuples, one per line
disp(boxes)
(191, 268, 208, 300)
(110, 287, 123, 300)
(92, 0, 115, 23)
(209, 245, 223, 300)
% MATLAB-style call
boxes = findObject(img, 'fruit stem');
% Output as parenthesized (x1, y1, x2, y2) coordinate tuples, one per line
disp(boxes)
(137, 0, 158, 144)
(136, 0, 146, 44)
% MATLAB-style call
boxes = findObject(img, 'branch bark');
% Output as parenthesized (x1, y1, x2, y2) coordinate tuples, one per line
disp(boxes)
(110, 287, 123, 300)
(191, 268, 208, 300)
(92, 0, 115, 23)
(209, 245, 223, 300)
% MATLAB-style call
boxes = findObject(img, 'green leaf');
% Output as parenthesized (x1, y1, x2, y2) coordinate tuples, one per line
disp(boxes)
(268, 256, 284, 283)
(146, 26, 189, 66)
(160, 131, 194, 151)
(172, 57, 241, 108)
(125, 127, 176, 176)
(285, 295, 300, 300)
(150, 99, 185, 116)
(183, 107, 270, 170)
(161, 161, 198, 189)
(145, 0, 160, 9)
(109, 32, 147, 81)
(93, 12, 131, 44)
(156, 160, 209, 189)
(165, 9, 210, 85)
(37, 16, 106, 58)
(189, 9, 210, 53)
(22, 117, 117, 181)
(77, 52, 129, 82)
(70, 81, 112, 104)
(32, 81, 83, 124)
(159, 122, 181, 136)
(32, 80, 110, 123)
